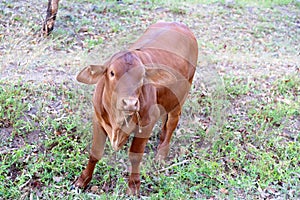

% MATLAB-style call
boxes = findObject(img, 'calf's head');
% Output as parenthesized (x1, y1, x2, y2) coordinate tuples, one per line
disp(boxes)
(77, 51, 177, 150)
(106, 52, 145, 116)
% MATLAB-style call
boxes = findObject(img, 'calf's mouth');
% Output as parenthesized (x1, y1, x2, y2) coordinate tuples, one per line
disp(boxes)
(110, 112, 138, 151)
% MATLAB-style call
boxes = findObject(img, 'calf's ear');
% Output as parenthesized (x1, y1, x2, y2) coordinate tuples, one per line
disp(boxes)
(76, 65, 106, 84)
(144, 67, 177, 86)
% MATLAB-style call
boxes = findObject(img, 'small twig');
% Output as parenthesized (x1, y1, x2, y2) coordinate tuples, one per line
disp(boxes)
(19, 178, 31, 190)
(53, 185, 65, 189)
(87, 193, 102, 198)
(20, 191, 29, 200)
(291, 172, 300, 178)
(124, 115, 129, 127)
(157, 160, 189, 173)
(0, 148, 19, 155)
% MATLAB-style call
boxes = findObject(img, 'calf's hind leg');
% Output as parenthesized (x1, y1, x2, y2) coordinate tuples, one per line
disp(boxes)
(156, 107, 181, 161)
(74, 115, 107, 188)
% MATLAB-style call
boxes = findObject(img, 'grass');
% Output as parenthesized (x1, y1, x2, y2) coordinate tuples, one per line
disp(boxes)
(1, 0, 300, 199)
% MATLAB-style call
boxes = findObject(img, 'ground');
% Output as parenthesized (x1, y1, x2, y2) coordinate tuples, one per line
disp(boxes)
(0, 0, 299, 199)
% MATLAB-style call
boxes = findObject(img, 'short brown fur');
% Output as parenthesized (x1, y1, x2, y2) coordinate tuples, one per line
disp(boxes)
(74, 22, 198, 195)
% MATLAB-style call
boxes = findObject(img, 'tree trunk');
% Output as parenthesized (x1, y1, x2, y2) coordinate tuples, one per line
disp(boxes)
(42, 0, 60, 36)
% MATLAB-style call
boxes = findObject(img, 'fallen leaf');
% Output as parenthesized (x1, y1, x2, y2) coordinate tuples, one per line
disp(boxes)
(91, 185, 98, 192)
(53, 176, 62, 183)
(31, 180, 42, 189)
(78, 27, 89, 33)
(220, 188, 229, 194)
(54, 130, 61, 136)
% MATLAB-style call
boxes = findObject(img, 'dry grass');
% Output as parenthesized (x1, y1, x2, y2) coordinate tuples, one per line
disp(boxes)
(0, 0, 299, 199)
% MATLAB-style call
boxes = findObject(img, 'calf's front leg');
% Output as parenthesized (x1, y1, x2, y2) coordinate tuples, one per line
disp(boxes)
(74, 116, 106, 188)
(127, 137, 149, 195)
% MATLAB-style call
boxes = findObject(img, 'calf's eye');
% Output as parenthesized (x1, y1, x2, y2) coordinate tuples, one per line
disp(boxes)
(110, 71, 115, 77)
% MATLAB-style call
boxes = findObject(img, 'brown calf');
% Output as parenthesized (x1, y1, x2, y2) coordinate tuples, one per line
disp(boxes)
(74, 22, 198, 195)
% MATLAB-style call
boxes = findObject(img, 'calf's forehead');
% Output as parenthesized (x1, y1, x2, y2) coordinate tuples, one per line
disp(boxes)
(113, 66, 145, 88)
(108, 52, 145, 80)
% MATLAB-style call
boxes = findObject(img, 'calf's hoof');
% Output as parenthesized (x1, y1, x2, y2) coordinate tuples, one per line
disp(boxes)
(72, 174, 92, 189)
(126, 187, 140, 196)
(155, 144, 170, 162)
(127, 173, 140, 196)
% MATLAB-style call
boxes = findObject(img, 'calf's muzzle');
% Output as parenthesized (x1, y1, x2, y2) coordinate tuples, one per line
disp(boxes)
(121, 97, 140, 114)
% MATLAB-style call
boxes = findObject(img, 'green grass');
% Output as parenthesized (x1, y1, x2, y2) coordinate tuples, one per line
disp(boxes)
(0, 73, 299, 199)
(152, 0, 297, 7)
(1, 0, 300, 199)
(0, 80, 93, 199)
